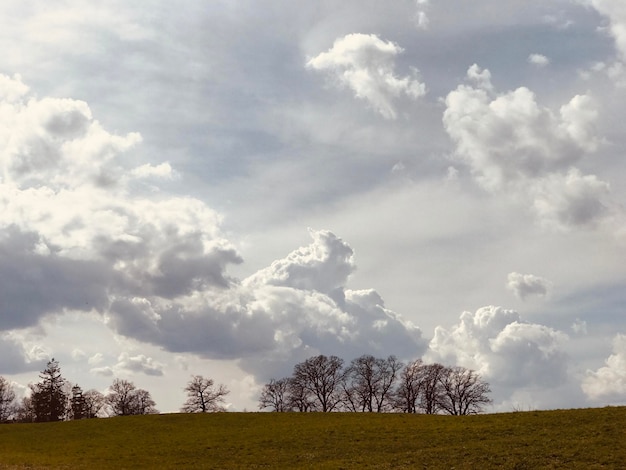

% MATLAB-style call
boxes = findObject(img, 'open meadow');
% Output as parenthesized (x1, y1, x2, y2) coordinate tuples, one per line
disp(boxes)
(0, 407, 624, 469)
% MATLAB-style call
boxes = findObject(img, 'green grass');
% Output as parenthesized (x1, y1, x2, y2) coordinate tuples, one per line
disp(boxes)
(0, 407, 624, 469)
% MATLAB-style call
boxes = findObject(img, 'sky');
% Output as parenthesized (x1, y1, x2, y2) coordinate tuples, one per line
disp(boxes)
(1, 0, 625, 413)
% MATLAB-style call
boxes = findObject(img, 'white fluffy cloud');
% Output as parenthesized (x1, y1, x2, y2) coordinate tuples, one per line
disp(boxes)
(443, 65, 598, 190)
(528, 53, 550, 67)
(507, 272, 551, 300)
(426, 306, 569, 401)
(0, 74, 425, 380)
(244, 229, 354, 294)
(582, 333, 626, 403)
(91, 352, 163, 377)
(443, 65, 613, 229)
(106, 229, 426, 376)
(306, 33, 426, 119)
(589, 0, 626, 61)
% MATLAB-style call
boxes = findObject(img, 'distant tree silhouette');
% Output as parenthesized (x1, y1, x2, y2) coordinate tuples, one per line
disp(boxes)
(343, 355, 402, 412)
(181, 375, 229, 413)
(258, 378, 291, 412)
(0, 376, 16, 422)
(437, 366, 492, 415)
(258, 355, 492, 416)
(106, 379, 157, 416)
(14, 396, 35, 423)
(70, 384, 87, 420)
(418, 363, 448, 415)
(292, 355, 345, 412)
(83, 389, 106, 418)
(30, 359, 68, 422)
(394, 359, 423, 413)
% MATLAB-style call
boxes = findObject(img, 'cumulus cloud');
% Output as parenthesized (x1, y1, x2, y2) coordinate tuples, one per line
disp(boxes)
(582, 333, 626, 404)
(90, 352, 163, 377)
(0, 86, 141, 189)
(244, 229, 354, 294)
(532, 169, 611, 228)
(0, 75, 425, 382)
(528, 53, 550, 67)
(0, 333, 47, 374)
(507, 272, 551, 300)
(306, 33, 426, 119)
(426, 306, 569, 395)
(443, 65, 613, 229)
(106, 229, 426, 376)
(130, 162, 176, 180)
(443, 65, 599, 190)
(589, 0, 626, 61)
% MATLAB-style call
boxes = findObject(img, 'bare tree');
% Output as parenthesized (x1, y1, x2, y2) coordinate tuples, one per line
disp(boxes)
(0, 376, 16, 422)
(419, 363, 447, 415)
(292, 355, 345, 412)
(14, 396, 35, 423)
(83, 389, 105, 418)
(106, 379, 158, 416)
(287, 377, 316, 412)
(437, 366, 492, 415)
(394, 359, 423, 413)
(343, 355, 403, 412)
(133, 388, 158, 415)
(258, 378, 291, 412)
(372, 356, 403, 412)
(181, 375, 229, 413)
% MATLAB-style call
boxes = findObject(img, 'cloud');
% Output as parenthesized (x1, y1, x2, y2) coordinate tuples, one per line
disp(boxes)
(532, 169, 611, 228)
(443, 65, 613, 229)
(589, 0, 626, 61)
(114, 352, 164, 376)
(414, 0, 430, 29)
(243, 229, 354, 294)
(106, 229, 426, 376)
(0, 80, 141, 189)
(0, 225, 112, 330)
(90, 352, 164, 377)
(507, 272, 551, 300)
(0, 73, 29, 102)
(129, 162, 176, 180)
(443, 65, 599, 190)
(306, 33, 426, 119)
(426, 306, 569, 397)
(0, 75, 424, 379)
(528, 53, 550, 67)
(0, 333, 47, 374)
(582, 333, 626, 404)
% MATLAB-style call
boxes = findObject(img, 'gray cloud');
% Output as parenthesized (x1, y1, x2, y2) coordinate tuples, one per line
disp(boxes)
(507, 272, 551, 300)
(0, 226, 111, 330)
(106, 230, 426, 377)
(0, 333, 47, 375)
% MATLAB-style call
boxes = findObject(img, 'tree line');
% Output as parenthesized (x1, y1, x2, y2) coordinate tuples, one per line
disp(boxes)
(258, 355, 492, 415)
(0, 359, 229, 423)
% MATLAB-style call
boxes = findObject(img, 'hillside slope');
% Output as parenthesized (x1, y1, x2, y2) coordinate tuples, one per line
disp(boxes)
(0, 407, 624, 469)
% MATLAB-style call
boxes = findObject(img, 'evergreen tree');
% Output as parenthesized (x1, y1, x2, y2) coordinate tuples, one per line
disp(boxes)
(70, 385, 87, 420)
(31, 359, 68, 422)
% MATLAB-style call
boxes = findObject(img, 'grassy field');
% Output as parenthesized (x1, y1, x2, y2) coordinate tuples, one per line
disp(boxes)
(0, 407, 624, 469)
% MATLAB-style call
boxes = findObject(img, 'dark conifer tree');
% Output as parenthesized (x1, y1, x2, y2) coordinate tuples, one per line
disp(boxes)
(30, 358, 68, 422)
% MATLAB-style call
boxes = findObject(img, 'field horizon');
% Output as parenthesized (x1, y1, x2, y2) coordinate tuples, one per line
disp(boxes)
(0, 406, 624, 469)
